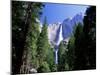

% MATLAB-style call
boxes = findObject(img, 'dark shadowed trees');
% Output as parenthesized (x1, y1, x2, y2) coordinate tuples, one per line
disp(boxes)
(12, 1, 43, 74)
(83, 6, 96, 69)
(67, 36, 75, 70)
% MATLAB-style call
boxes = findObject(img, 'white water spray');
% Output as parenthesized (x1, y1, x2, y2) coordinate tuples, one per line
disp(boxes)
(55, 24, 63, 64)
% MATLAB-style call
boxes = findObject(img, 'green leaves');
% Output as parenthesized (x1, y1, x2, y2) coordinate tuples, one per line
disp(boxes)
(83, 6, 96, 69)
(36, 17, 53, 72)
(37, 62, 51, 73)
(67, 36, 75, 70)
(58, 41, 69, 71)
(12, 1, 44, 73)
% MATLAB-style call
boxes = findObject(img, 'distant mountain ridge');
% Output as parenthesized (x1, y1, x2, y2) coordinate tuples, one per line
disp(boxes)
(48, 13, 83, 47)
(47, 13, 83, 64)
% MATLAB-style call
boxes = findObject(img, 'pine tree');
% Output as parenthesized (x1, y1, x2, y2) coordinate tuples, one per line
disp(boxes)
(46, 47, 55, 72)
(73, 23, 86, 70)
(37, 61, 50, 73)
(12, 1, 28, 74)
(19, 2, 37, 73)
(36, 17, 50, 72)
(58, 41, 65, 71)
(12, 1, 44, 74)
(83, 6, 96, 69)
(20, 2, 43, 73)
(58, 41, 69, 71)
(67, 36, 75, 70)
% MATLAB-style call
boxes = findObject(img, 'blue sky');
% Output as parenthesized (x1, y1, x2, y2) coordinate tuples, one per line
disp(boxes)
(40, 3, 89, 24)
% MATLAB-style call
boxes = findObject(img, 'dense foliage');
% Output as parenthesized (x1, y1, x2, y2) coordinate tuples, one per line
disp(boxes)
(58, 6, 96, 71)
(12, 1, 96, 74)
(58, 41, 69, 71)
(83, 6, 96, 69)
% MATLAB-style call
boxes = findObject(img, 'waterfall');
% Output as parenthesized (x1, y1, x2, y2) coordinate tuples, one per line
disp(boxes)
(55, 24, 63, 64)
(56, 24, 63, 46)
(55, 49, 58, 64)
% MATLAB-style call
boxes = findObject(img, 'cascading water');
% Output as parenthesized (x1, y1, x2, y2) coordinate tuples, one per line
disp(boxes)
(55, 24, 63, 64)
(55, 49, 58, 64)
(48, 14, 83, 64)
(59, 24, 63, 44)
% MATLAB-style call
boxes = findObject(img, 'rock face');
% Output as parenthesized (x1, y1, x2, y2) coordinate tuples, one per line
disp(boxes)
(48, 22, 62, 47)
(48, 13, 83, 47)
(47, 13, 83, 64)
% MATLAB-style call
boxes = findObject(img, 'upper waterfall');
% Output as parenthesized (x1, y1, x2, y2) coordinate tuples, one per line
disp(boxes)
(56, 24, 63, 46)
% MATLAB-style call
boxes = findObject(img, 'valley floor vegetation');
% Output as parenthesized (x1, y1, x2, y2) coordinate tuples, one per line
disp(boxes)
(12, 1, 96, 74)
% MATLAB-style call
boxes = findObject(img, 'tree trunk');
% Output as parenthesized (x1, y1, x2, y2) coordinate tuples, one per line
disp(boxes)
(20, 3, 33, 74)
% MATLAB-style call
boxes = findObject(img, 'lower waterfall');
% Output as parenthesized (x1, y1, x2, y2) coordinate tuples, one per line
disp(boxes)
(55, 24, 63, 64)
